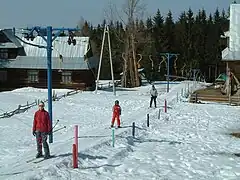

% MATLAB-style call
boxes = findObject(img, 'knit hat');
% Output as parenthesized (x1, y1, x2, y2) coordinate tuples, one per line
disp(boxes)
(115, 100, 119, 105)
(39, 101, 45, 107)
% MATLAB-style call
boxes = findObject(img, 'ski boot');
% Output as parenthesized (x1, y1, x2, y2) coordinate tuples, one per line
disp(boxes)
(44, 153, 51, 159)
(36, 152, 43, 158)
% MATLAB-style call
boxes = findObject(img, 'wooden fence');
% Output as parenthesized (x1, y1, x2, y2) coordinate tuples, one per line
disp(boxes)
(97, 80, 121, 90)
(189, 93, 240, 106)
(0, 89, 82, 119)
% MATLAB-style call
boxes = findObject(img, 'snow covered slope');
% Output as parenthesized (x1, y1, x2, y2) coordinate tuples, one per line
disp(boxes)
(0, 81, 240, 180)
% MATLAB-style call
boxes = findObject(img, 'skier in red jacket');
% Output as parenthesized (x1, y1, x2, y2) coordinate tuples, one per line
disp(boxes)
(111, 100, 121, 128)
(32, 101, 51, 159)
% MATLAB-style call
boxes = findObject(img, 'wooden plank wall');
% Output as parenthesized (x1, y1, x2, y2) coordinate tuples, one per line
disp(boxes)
(0, 69, 96, 91)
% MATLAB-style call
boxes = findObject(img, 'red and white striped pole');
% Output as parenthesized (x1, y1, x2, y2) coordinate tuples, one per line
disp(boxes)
(73, 125, 78, 168)
(72, 144, 78, 168)
(74, 125, 78, 154)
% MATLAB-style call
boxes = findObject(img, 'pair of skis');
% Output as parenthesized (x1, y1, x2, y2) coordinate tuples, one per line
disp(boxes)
(27, 120, 65, 163)
(26, 155, 55, 164)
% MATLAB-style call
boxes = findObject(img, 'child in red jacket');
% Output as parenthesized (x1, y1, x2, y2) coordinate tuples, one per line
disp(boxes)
(111, 100, 121, 128)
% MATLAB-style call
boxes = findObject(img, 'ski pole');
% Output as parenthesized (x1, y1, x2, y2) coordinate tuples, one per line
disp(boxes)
(51, 119, 59, 132)
(53, 126, 66, 133)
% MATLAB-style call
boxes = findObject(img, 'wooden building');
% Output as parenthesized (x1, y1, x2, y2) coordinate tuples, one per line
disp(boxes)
(0, 29, 98, 91)
(221, 4, 240, 96)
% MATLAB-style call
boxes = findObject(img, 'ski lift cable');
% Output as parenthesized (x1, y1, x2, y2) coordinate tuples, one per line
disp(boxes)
(15, 35, 46, 49)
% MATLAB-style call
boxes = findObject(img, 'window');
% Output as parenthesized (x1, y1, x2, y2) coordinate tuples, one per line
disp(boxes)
(0, 71, 7, 82)
(0, 49, 8, 59)
(61, 71, 72, 84)
(28, 70, 39, 83)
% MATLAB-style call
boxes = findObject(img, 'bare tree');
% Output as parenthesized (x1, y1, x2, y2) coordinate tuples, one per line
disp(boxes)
(76, 17, 90, 37)
(104, 0, 147, 87)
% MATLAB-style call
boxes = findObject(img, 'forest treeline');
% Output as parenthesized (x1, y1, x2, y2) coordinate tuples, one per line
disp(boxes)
(80, 8, 229, 83)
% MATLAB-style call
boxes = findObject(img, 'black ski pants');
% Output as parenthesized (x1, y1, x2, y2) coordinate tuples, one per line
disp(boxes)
(150, 96, 157, 107)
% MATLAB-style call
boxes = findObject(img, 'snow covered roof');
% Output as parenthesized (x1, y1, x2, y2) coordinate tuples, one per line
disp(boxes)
(0, 29, 22, 48)
(19, 36, 89, 58)
(0, 55, 99, 70)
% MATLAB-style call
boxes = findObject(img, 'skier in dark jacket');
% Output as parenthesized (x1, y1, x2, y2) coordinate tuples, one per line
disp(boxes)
(150, 85, 158, 108)
(32, 101, 51, 159)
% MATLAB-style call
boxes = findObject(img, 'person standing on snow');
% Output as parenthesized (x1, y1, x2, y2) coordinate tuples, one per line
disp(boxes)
(150, 85, 158, 108)
(111, 100, 121, 128)
(32, 101, 51, 159)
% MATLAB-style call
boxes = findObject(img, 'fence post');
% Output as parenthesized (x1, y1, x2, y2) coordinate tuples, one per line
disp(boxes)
(132, 122, 135, 137)
(237, 93, 240, 106)
(53, 90, 56, 101)
(229, 95, 231, 106)
(195, 93, 198, 103)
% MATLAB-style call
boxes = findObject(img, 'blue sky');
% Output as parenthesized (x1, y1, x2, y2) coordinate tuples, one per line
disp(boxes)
(0, 0, 233, 29)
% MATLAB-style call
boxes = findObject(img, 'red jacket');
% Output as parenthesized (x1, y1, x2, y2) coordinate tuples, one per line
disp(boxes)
(33, 109, 51, 132)
(112, 105, 121, 116)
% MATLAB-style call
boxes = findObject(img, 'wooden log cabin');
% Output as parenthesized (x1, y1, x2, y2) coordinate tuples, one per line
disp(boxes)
(0, 29, 99, 91)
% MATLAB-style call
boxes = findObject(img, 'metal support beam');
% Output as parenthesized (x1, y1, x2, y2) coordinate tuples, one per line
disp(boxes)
(95, 24, 116, 95)
(47, 26, 53, 143)
(159, 53, 179, 93)
(107, 25, 116, 96)
(22, 26, 79, 143)
(95, 24, 106, 93)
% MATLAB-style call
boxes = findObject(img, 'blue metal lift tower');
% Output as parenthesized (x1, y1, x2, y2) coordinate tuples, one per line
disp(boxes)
(22, 26, 79, 143)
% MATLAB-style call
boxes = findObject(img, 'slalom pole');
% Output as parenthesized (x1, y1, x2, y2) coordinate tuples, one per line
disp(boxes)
(158, 109, 161, 119)
(74, 125, 78, 162)
(164, 99, 167, 113)
(72, 144, 78, 168)
(132, 122, 135, 137)
(112, 128, 115, 147)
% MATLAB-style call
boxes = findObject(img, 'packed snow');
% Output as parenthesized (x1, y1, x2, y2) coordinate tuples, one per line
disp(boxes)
(0, 81, 240, 180)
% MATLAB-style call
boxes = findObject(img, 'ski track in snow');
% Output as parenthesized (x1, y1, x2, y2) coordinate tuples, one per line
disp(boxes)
(1, 81, 240, 179)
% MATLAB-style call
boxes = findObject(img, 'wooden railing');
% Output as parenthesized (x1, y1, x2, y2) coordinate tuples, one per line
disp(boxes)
(0, 89, 82, 119)
(189, 93, 240, 106)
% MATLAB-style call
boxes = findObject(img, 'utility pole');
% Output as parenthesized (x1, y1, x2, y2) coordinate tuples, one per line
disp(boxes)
(22, 26, 79, 143)
(160, 53, 179, 93)
(95, 24, 116, 95)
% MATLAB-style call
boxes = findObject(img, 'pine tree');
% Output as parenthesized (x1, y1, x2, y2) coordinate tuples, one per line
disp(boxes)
(175, 11, 188, 77)
(152, 9, 166, 80)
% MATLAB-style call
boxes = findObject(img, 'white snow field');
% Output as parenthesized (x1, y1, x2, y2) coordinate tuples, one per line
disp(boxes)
(0, 81, 240, 180)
